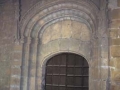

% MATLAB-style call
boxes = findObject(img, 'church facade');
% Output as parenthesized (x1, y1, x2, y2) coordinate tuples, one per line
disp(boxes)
(0, 0, 120, 90)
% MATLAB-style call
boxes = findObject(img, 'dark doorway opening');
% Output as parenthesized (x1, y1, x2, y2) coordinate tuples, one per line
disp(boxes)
(45, 53, 89, 90)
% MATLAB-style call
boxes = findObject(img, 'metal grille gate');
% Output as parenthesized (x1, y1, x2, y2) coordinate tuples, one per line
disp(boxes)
(45, 53, 89, 90)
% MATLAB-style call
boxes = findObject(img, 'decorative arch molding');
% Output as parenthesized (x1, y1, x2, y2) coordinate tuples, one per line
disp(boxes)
(10, 0, 109, 90)
(19, 0, 100, 41)
(31, 11, 93, 38)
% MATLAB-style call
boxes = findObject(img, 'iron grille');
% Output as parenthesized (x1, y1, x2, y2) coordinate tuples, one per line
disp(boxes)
(45, 53, 89, 90)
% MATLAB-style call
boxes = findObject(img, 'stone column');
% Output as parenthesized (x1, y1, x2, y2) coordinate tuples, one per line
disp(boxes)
(27, 38, 38, 90)
(36, 39, 43, 90)
(20, 37, 31, 90)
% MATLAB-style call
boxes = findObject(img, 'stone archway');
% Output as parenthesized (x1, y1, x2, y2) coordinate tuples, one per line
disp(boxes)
(10, 0, 109, 90)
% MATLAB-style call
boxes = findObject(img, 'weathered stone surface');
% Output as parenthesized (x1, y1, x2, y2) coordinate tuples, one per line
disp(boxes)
(101, 51, 108, 59)
(10, 87, 20, 90)
(111, 84, 120, 90)
(110, 57, 120, 69)
(61, 20, 72, 38)
(101, 68, 108, 79)
(60, 39, 69, 51)
(112, 9, 120, 19)
(101, 81, 107, 90)
(11, 67, 21, 76)
(111, 69, 120, 82)
(49, 40, 60, 53)
(10, 77, 20, 86)
(42, 20, 90, 45)
(118, 0, 120, 7)
(0, 1, 15, 90)
(72, 21, 90, 41)
(89, 60, 98, 68)
(14, 45, 22, 51)
(12, 60, 22, 66)
(42, 26, 52, 44)
(111, 38, 120, 45)
(69, 39, 80, 52)
(110, 20, 120, 29)
(21, 0, 41, 17)
(91, 67, 100, 79)
(80, 24, 90, 41)
(101, 58, 108, 66)
(110, 29, 119, 38)
(0, 0, 112, 90)
(90, 80, 101, 90)
(28, 77, 35, 90)
(14, 52, 22, 60)
(51, 23, 61, 41)
(71, 21, 82, 39)
(110, 46, 120, 57)
(40, 43, 52, 58)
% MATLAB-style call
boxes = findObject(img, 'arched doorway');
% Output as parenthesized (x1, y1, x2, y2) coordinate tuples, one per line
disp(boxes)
(45, 53, 89, 90)
(11, 1, 109, 90)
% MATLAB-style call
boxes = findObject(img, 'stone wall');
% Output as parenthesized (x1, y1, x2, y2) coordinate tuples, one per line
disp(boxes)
(0, 0, 120, 90)
(21, 0, 40, 18)
(109, 0, 120, 90)
(0, 1, 15, 90)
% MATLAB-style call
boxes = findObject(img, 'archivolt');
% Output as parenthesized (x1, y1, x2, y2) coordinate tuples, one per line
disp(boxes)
(19, 0, 99, 40)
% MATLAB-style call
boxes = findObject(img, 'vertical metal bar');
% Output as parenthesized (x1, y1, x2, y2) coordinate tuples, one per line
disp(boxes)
(65, 54, 68, 90)
(73, 55, 76, 87)
(51, 58, 53, 90)
(45, 63, 47, 90)
(58, 55, 61, 90)
(81, 57, 84, 90)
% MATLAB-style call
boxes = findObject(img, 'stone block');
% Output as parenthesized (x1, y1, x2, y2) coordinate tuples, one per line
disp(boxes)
(60, 39, 69, 51)
(10, 87, 20, 90)
(111, 38, 120, 45)
(14, 45, 22, 51)
(11, 67, 21, 76)
(111, 69, 120, 82)
(101, 80, 107, 90)
(118, 0, 120, 7)
(69, 39, 80, 52)
(78, 42, 90, 58)
(91, 67, 100, 79)
(112, 9, 120, 19)
(101, 52, 108, 59)
(110, 20, 120, 29)
(101, 58, 108, 66)
(12, 60, 21, 66)
(50, 40, 60, 53)
(80, 24, 90, 41)
(110, 46, 120, 57)
(89, 60, 98, 68)
(71, 21, 82, 39)
(89, 80, 101, 90)
(61, 20, 72, 38)
(10, 77, 20, 86)
(101, 68, 108, 80)
(110, 84, 120, 90)
(50, 22, 61, 41)
(110, 29, 118, 38)
(40, 43, 52, 58)
(14, 53, 22, 60)
(42, 26, 52, 44)
(110, 57, 120, 69)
